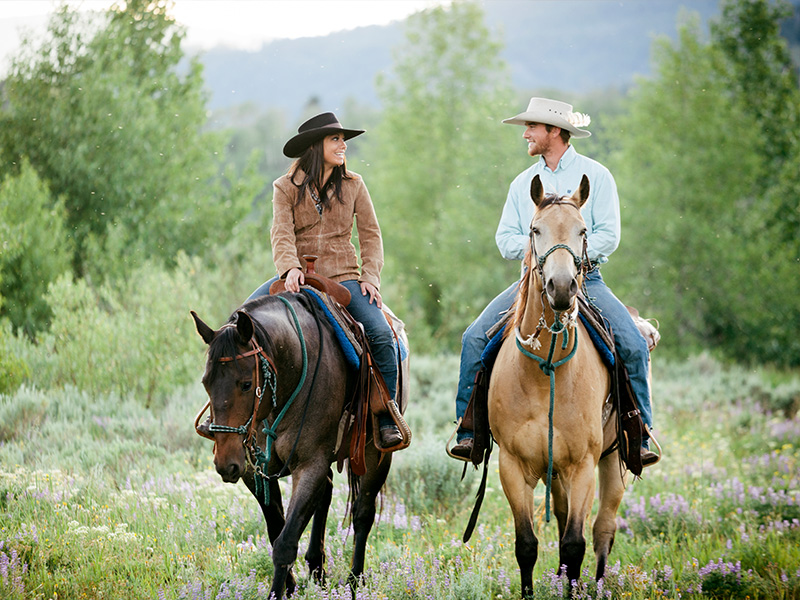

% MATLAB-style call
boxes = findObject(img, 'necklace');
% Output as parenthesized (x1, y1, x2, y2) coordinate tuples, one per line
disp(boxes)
(310, 188, 323, 215)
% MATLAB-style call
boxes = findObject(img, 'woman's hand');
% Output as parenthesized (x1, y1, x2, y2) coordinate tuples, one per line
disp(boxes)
(285, 268, 305, 293)
(360, 281, 382, 308)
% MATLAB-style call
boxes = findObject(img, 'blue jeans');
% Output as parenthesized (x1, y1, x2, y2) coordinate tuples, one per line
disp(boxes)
(455, 280, 519, 441)
(455, 269, 653, 441)
(248, 278, 398, 402)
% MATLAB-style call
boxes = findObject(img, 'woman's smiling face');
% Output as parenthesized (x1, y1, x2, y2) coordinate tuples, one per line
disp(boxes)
(322, 132, 347, 169)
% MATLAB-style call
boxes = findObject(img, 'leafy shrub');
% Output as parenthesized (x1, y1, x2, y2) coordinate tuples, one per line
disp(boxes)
(0, 160, 72, 337)
(30, 254, 213, 407)
(404, 353, 459, 436)
(0, 320, 29, 395)
(386, 433, 474, 517)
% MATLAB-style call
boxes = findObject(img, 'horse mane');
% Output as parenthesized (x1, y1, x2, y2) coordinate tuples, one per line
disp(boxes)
(206, 294, 298, 381)
(505, 193, 564, 338)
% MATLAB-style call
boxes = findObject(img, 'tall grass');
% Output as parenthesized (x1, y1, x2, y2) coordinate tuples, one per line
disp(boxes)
(1, 354, 799, 599)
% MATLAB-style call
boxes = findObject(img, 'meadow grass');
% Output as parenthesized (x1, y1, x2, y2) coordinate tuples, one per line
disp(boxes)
(1, 354, 799, 599)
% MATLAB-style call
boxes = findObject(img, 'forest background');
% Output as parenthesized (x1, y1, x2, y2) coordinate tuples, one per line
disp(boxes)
(1, 1, 800, 598)
(1, 0, 799, 397)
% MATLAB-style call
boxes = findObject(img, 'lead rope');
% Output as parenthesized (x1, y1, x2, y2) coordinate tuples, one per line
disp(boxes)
(251, 295, 308, 504)
(515, 317, 579, 522)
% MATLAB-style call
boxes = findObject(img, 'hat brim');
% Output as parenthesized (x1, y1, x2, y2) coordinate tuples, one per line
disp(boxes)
(502, 112, 591, 138)
(283, 126, 365, 158)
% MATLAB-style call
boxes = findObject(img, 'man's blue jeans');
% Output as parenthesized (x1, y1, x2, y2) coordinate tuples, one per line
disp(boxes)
(248, 277, 398, 401)
(454, 269, 653, 441)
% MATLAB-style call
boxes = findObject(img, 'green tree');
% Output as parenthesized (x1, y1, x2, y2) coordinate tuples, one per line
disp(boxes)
(712, 0, 800, 242)
(0, 0, 256, 278)
(0, 160, 72, 336)
(368, 2, 526, 351)
(608, 10, 800, 366)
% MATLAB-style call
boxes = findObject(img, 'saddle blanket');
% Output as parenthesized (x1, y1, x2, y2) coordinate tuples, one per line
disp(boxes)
(480, 308, 615, 371)
(303, 287, 408, 372)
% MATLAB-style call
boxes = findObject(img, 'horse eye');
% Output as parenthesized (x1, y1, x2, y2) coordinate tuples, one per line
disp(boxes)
(531, 227, 540, 235)
(240, 381, 253, 392)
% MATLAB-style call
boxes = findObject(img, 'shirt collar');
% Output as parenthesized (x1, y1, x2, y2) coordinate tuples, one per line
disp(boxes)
(537, 144, 577, 173)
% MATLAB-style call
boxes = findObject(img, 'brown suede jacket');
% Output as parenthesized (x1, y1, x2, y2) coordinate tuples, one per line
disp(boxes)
(270, 169, 384, 289)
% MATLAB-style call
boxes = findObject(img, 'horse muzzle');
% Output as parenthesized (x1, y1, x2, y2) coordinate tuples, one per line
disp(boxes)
(213, 441, 247, 483)
(545, 274, 578, 313)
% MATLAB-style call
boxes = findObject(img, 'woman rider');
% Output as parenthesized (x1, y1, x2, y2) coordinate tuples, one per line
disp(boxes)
(248, 112, 403, 449)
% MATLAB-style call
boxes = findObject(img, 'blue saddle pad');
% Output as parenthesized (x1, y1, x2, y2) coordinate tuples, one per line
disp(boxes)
(479, 315, 615, 372)
(303, 288, 408, 372)
(578, 313, 615, 369)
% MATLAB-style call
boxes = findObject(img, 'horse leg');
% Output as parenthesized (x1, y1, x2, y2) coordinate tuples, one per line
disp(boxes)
(550, 476, 569, 542)
(304, 467, 334, 585)
(349, 447, 392, 589)
(593, 451, 626, 580)
(498, 449, 539, 598)
(241, 472, 297, 595)
(558, 460, 596, 583)
(268, 462, 330, 600)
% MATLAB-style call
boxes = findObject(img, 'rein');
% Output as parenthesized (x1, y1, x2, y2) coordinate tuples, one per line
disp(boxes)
(515, 321, 578, 523)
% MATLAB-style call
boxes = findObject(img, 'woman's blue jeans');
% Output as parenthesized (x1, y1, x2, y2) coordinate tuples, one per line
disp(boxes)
(455, 268, 653, 441)
(248, 277, 398, 402)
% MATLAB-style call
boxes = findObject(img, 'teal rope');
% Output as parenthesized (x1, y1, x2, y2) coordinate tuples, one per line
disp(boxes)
(515, 322, 579, 522)
(252, 296, 308, 505)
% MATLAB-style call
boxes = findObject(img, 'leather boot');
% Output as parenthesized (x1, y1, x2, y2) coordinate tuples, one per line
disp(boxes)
(450, 436, 473, 460)
(379, 424, 403, 448)
(641, 447, 659, 467)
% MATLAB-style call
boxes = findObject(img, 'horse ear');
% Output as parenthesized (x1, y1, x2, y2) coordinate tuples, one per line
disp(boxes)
(530, 174, 544, 206)
(191, 310, 216, 345)
(571, 174, 590, 208)
(235, 311, 255, 344)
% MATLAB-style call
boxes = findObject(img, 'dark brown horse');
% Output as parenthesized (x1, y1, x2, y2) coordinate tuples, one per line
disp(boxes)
(191, 290, 409, 599)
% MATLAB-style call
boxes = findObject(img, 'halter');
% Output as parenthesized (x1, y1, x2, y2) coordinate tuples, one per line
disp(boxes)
(524, 199, 590, 347)
(206, 296, 310, 504)
(529, 200, 589, 287)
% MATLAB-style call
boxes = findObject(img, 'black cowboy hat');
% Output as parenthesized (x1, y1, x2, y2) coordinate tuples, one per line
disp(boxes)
(282, 112, 365, 158)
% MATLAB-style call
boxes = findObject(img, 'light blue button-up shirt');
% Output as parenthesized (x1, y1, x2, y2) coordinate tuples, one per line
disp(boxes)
(495, 145, 620, 264)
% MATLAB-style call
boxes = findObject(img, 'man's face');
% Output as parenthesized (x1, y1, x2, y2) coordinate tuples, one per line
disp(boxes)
(523, 122, 552, 157)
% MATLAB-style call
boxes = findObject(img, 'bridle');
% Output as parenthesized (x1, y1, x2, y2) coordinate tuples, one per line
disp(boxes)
(201, 295, 321, 505)
(529, 199, 590, 288)
(207, 336, 278, 443)
(523, 199, 591, 344)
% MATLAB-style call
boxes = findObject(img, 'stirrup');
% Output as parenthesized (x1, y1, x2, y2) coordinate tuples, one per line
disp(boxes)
(446, 417, 471, 462)
(642, 424, 663, 468)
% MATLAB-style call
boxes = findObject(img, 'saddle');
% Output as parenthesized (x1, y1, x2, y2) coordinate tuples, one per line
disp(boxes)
(271, 256, 411, 474)
(460, 294, 657, 477)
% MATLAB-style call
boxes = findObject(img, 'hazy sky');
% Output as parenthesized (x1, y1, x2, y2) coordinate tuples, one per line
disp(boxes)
(0, 0, 445, 74)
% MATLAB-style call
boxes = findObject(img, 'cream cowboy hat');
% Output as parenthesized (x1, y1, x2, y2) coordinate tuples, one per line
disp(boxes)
(502, 97, 591, 138)
(283, 112, 365, 158)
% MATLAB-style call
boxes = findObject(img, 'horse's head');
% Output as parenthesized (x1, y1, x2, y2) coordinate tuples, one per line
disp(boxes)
(192, 309, 270, 483)
(529, 174, 590, 312)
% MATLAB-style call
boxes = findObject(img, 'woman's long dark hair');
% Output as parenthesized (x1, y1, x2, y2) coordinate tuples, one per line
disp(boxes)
(289, 137, 352, 209)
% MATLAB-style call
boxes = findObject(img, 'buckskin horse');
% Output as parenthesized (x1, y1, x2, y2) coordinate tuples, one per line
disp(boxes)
(488, 174, 628, 596)
(191, 288, 409, 600)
